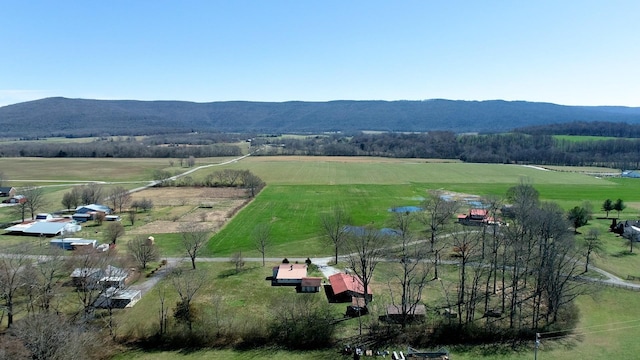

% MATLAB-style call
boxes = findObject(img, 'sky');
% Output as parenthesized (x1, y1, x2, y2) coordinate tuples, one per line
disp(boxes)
(1, 1, 639, 108)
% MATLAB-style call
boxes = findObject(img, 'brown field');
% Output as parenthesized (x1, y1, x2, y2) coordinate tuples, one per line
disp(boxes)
(128, 187, 248, 234)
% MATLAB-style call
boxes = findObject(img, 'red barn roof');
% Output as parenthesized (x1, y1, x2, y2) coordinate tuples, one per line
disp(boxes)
(470, 209, 488, 217)
(329, 273, 373, 296)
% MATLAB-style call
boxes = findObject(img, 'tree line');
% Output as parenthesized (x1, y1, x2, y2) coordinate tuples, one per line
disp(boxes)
(4, 126, 640, 169)
(317, 183, 589, 347)
(255, 131, 640, 169)
(0, 139, 242, 158)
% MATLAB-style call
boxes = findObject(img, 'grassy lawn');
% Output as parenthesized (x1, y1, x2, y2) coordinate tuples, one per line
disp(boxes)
(114, 261, 640, 360)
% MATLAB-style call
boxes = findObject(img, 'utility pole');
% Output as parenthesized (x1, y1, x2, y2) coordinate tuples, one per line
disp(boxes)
(534, 333, 540, 360)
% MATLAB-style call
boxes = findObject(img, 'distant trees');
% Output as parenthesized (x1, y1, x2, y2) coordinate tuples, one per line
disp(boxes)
(108, 186, 131, 213)
(62, 186, 82, 209)
(81, 183, 104, 205)
(0, 138, 243, 158)
(131, 198, 154, 212)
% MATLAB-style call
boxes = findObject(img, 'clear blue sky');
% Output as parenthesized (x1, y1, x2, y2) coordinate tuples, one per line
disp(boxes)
(2, 1, 639, 107)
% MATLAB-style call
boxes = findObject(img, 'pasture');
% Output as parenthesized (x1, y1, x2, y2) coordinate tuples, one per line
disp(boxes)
(1, 155, 640, 359)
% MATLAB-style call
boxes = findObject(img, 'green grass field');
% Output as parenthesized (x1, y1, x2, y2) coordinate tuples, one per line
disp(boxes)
(2, 155, 640, 359)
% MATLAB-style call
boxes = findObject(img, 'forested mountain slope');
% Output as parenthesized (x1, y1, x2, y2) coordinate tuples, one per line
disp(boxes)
(2, 97, 640, 138)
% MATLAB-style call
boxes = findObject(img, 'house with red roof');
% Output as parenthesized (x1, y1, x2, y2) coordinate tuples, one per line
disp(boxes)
(457, 208, 498, 226)
(271, 263, 323, 293)
(328, 273, 373, 303)
(272, 263, 308, 286)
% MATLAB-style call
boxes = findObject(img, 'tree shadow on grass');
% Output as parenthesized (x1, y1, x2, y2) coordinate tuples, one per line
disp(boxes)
(611, 250, 637, 258)
(217, 264, 261, 279)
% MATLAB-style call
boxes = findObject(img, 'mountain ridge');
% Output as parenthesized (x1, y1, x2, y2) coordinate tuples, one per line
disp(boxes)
(1, 97, 640, 138)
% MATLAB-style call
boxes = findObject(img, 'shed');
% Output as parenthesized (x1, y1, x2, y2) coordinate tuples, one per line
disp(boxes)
(299, 277, 323, 293)
(50, 238, 97, 250)
(75, 204, 112, 215)
(94, 287, 142, 308)
(2, 194, 25, 204)
(5, 220, 81, 237)
(381, 304, 427, 323)
(71, 265, 129, 289)
(72, 213, 93, 223)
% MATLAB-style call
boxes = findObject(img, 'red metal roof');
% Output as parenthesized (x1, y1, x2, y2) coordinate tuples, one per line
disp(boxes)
(329, 273, 373, 296)
(470, 209, 488, 217)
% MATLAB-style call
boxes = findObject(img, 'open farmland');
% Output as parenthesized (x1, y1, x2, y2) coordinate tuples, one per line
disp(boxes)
(2, 155, 640, 360)
(0, 156, 238, 184)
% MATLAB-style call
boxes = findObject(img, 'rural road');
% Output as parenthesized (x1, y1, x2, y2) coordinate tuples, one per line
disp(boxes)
(127, 253, 640, 298)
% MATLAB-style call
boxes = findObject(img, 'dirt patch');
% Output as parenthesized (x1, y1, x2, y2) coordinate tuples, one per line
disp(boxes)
(128, 187, 249, 234)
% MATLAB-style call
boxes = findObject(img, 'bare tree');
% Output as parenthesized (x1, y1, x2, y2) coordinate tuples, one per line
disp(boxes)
(171, 268, 206, 331)
(108, 186, 131, 213)
(241, 170, 265, 197)
(583, 228, 602, 273)
(386, 210, 431, 328)
(319, 205, 351, 264)
(94, 211, 106, 226)
(127, 235, 160, 270)
(452, 227, 482, 325)
(179, 223, 210, 270)
(10, 312, 106, 360)
(420, 190, 459, 252)
(252, 223, 271, 266)
(31, 246, 66, 313)
(103, 221, 125, 245)
(22, 186, 47, 220)
(10, 195, 29, 222)
(343, 226, 388, 307)
(157, 283, 169, 335)
(420, 191, 459, 280)
(133, 197, 154, 212)
(81, 183, 104, 205)
(68, 248, 111, 320)
(62, 186, 82, 210)
(230, 252, 245, 273)
(186, 156, 196, 167)
(0, 249, 31, 327)
(127, 209, 137, 225)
